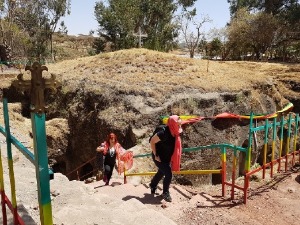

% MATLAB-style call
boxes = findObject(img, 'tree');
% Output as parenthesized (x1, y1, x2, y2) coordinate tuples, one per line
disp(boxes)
(178, 8, 211, 58)
(227, 0, 290, 17)
(0, 0, 70, 62)
(206, 28, 229, 60)
(227, 1, 300, 61)
(227, 8, 278, 60)
(58, 21, 68, 35)
(94, 0, 197, 52)
(94, 0, 139, 51)
(207, 38, 222, 59)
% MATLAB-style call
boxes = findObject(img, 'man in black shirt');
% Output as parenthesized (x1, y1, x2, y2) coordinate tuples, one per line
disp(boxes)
(149, 115, 182, 202)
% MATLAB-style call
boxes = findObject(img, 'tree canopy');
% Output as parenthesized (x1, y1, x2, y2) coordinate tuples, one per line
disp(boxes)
(0, 0, 70, 62)
(94, 0, 196, 52)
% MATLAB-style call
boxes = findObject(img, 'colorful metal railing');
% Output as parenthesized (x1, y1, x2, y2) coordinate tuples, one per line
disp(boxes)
(124, 112, 300, 204)
(240, 112, 300, 203)
(124, 144, 246, 197)
(0, 61, 59, 225)
(0, 98, 54, 225)
(65, 156, 98, 181)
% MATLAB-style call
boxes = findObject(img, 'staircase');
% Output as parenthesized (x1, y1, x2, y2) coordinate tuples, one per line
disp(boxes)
(84, 174, 214, 224)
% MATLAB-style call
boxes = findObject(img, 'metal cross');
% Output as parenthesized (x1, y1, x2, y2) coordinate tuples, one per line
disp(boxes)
(133, 26, 148, 48)
(12, 62, 60, 113)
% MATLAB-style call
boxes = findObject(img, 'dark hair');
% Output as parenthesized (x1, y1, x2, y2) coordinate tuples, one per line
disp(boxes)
(105, 132, 118, 144)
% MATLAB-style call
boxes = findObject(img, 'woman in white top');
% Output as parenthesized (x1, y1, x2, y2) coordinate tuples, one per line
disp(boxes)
(96, 133, 124, 185)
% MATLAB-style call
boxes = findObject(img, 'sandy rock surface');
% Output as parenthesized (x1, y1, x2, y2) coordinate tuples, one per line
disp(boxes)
(1, 134, 300, 225)
(0, 97, 300, 225)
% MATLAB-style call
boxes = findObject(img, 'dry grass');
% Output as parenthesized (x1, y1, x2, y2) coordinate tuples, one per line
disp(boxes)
(45, 48, 300, 100)
(2, 48, 299, 104)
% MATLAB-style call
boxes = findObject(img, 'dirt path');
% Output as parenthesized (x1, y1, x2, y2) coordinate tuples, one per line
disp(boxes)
(1, 134, 300, 225)
(1, 105, 300, 225)
(176, 167, 300, 225)
(87, 164, 300, 225)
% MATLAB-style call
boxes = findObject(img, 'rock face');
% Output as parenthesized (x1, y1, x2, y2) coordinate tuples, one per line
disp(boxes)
(2, 48, 300, 186)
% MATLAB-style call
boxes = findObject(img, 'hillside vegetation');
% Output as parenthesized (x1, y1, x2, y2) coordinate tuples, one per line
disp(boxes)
(1, 49, 300, 225)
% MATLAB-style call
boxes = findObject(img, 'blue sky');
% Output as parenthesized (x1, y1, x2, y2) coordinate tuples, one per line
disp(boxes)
(62, 0, 230, 36)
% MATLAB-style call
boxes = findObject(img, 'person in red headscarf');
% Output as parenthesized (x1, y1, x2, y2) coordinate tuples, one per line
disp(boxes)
(149, 115, 182, 202)
(96, 133, 125, 185)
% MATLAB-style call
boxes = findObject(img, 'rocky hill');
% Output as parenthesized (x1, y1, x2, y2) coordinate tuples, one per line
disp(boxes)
(0, 123, 299, 225)
(1, 48, 300, 224)
(1, 48, 300, 184)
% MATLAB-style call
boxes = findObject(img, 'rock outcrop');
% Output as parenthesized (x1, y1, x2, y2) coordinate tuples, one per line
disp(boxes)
(2, 49, 300, 186)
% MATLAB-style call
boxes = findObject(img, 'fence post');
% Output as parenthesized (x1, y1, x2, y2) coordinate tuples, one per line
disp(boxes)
(271, 117, 277, 177)
(31, 112, 53, 225)
(294, 114, 300, 164)
(263, 119, 269, 179)
(221, 145, 226, 197)
(11, 62, 60, 225)
(285, 114, 292, 171)
(3, 98, 19, 225)
(278, 116, 284, 171)
(244, 112, 254, 203)
(0, 146, 8, 225)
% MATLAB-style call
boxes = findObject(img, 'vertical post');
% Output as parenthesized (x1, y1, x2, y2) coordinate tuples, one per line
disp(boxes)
(3, 99, 18, 225)
(271, 117, 277, 177)
(231, 146, 237, 200)
(221, 146, 226, 197)
(285, 114, 292, 171)
(244, 112, 254, 204)
(11, 62, 60, 225)
(124, 169, 127, 184)
(292, 114, 298, 166)
(293, 113, 300, 165)
(278, 116, 284, 172)
(31, 112, 53, 225)
(263, 119, 268, 179)
(0, 145, 8, 225)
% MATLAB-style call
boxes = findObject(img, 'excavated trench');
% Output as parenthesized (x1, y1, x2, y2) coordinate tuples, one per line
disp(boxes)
(3, 83, 296, 187)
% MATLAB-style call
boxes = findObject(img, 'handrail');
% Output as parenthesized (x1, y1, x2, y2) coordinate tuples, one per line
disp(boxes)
(134, 143, 247, 158)
(0, 125, 53, 177)
(0, 125, 34, 163)
(65, 156, 97, 178)
(125, 113, 300, 204)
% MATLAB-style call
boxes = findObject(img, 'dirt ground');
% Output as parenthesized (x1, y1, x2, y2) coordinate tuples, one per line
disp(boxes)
(175, 165, 300, 225)
(85, 162, 300, 225)
(1, 53, 300, 225)
(1, 103, 300, 225)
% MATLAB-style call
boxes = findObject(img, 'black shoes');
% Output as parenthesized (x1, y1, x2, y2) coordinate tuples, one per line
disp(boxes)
(150, 184, 172, 202)
(149, 184, 157, 194)
(161, 192, 172, 202)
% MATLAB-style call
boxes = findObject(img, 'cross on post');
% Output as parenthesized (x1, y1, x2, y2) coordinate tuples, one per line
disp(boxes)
(12, 62, 60, 113)
(133, 26, 148, 48)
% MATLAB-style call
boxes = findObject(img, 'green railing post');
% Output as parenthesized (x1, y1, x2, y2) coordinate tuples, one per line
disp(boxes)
(31, 112, 53, 225)
(263, 119, 269, 179)
(278, 116, 284, 171)
(294, 114, 300, 164)
(11, 62, 60, 225)
(271, 117, 277, 177)
(285, 114, 292, 171)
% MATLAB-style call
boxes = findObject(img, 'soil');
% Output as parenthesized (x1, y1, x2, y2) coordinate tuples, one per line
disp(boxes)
(1, 133, 299, 225)
(1, 52, 300, 224)
(89, 164, 300, 225)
